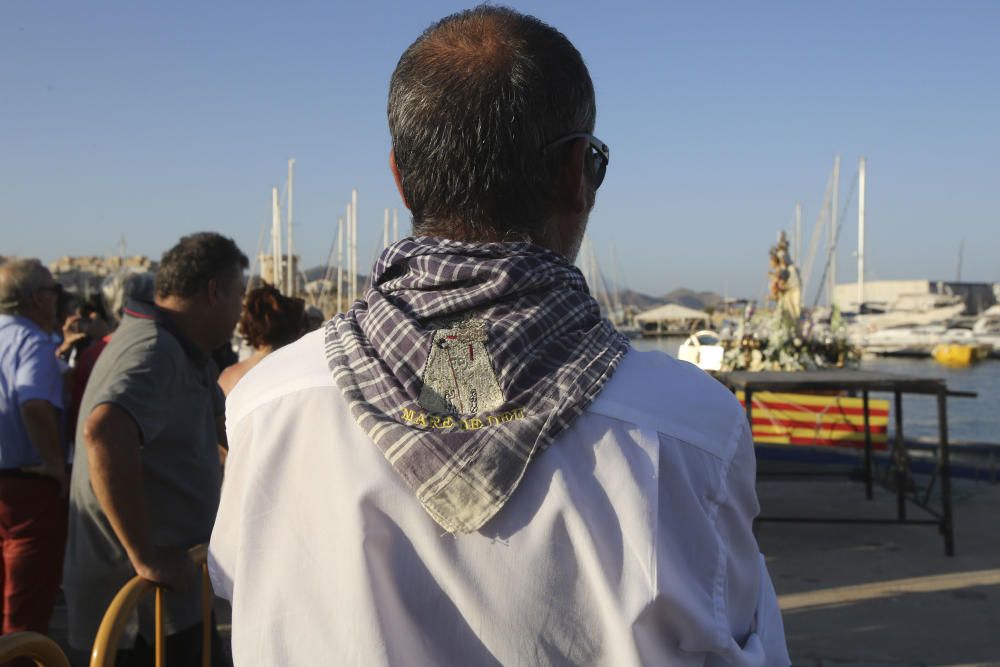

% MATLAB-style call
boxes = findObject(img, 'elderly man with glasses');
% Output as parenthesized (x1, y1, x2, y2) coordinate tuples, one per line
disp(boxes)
(0, 258, 69, 638)
(210, 7, 789, 665)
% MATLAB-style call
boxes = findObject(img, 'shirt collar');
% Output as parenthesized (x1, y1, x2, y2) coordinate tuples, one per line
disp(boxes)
(123, 299, 209, 365)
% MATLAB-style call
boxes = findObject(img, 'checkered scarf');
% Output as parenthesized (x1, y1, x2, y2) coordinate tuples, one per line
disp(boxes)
(325, 237, 629, 533)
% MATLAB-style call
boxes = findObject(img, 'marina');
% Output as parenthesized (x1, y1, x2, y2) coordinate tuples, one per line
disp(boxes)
(635, 336, 1000, 447)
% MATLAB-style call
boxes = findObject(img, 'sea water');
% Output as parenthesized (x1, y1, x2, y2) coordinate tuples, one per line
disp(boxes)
(631, 337, 1000, 444)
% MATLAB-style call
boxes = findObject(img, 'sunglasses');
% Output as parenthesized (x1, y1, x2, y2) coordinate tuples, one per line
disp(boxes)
(542, 133, 610, 189)
(36, 283, 63, 296)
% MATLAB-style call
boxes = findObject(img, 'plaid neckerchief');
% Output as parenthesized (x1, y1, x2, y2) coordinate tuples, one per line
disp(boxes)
(325, 237, 629, 533)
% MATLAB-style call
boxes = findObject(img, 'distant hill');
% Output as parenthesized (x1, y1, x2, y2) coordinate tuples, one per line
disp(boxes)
(659, 288, 724, 311)
(617, 289, 667, 311)
(299, 266, 723, 314)
(302, 265, 331, 281)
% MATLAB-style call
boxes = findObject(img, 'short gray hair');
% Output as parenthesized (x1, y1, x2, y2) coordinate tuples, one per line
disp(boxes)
(388, 6, 596, 243)
(101, 270, 156, 323)
(0, 258, 50, 315)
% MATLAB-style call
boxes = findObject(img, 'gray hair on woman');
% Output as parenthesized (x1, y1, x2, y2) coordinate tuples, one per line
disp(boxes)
(101, 270, 155, 323)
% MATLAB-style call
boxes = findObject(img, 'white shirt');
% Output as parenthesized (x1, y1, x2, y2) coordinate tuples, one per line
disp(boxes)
(210, 329, 789, 666)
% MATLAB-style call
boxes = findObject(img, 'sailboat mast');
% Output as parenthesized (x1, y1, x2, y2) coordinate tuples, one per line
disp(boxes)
(794, 202, 802, 264)
(794, 202, 803, 310)
(336, 217, 344, 314)
(351, 189, 358, 304)
(383, 208, 389, 249)
(345, 202, 353, 305)
(857, 157, 866, 311)
(393, 208, 399, 242)
(286, 159, 295, 296)
(957, 240, 964, 282)
(828, 155, 840, 306)
(272, 187, 281, 290)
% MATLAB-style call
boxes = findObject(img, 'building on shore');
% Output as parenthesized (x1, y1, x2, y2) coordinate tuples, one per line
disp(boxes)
(49, 255, 157, 297)
(834, 280, 997, 316)
(256, 254, 302, 295)
(635, 303, 712, 337)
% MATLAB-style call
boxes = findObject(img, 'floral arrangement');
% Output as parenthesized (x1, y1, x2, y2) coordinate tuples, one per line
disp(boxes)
(720, 305, 860, 372)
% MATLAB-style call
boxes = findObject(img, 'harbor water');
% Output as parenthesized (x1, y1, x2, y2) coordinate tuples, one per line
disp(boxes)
(631, 337, 1000, 444)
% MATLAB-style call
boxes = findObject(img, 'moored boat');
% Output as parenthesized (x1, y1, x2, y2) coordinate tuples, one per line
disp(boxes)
(677, 330, 725, 371)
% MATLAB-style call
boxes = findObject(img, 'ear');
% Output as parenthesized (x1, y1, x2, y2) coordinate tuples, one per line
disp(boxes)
(389, 150, 411, 209)
(30, 290, 46, 310)
(205, 276, 222, 306)
(555, 138, 588, 214)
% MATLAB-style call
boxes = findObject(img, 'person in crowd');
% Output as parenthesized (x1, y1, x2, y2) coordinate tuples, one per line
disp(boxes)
(0, 259, 69, 637)
(53, 293, 109, 363)
(67, 272, 156, 448)
(65, 233, 246, 666)
(217, 284, 307, 396)
(210, 7, 789, 666)
(304, 305, 325, 332)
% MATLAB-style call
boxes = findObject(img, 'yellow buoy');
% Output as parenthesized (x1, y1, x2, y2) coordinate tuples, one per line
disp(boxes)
(932, 343, 988, 366)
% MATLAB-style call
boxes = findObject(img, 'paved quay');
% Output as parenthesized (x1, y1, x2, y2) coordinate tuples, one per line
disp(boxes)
(756, 478, 1000, 667)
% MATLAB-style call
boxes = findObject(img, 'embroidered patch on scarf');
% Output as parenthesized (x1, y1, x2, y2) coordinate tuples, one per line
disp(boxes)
(418, 317, 505, 416)
(325, 237, 629, 533)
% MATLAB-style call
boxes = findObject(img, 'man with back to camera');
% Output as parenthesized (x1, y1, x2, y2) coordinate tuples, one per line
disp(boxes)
(0, 259, 69, 638)
(64, 233, 246, 665)
(210, 7, 790, 665)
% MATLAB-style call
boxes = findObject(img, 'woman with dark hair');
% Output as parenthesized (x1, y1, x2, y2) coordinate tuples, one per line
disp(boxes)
(218, 284, 308, 396)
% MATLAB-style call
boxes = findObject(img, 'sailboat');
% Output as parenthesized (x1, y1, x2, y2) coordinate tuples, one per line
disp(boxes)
(577, 236, 641, 338)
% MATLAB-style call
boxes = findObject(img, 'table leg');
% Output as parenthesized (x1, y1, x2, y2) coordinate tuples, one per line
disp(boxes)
(863, 390, 873, 500)
(938, 390, 955, 556)
(895, 390, 906, 520)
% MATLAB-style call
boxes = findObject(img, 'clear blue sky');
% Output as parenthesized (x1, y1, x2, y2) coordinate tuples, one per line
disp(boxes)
(3, 1, 998, 300)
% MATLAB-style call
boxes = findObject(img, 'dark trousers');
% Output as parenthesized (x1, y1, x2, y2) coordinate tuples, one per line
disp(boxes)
(0, 475, 67, 635)
(115, 612, 227, 667)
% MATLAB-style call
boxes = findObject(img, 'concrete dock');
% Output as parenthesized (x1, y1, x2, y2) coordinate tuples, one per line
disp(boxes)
(756, 478, 1000, 666)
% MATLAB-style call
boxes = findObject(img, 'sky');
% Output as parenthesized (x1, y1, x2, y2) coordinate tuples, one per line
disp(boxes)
(2, 1, 998, 300)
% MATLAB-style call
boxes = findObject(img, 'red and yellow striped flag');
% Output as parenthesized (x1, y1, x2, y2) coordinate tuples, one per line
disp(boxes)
(736, 391, 889, 449)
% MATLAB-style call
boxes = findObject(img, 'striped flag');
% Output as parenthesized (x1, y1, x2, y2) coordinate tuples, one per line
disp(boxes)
(736, 391, 889, 450)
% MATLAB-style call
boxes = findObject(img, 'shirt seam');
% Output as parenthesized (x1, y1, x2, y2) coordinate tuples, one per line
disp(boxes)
(640, 424, 662, 626)
(588, 396, 734, 463)
(226, 375, 336, 430)
(709, 415, 745, 651)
